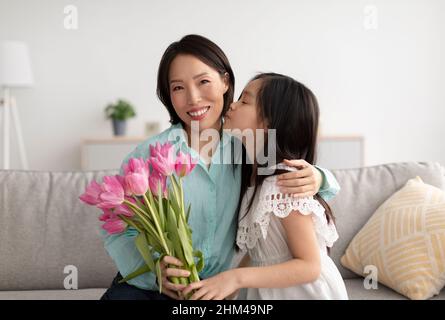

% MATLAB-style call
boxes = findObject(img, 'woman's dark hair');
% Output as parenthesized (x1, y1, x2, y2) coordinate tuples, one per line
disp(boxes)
(238, 72, 335, 252)
(157, 34, 235, 125)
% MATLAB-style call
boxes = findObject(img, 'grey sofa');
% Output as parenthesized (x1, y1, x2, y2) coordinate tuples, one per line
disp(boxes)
(0, 161, 444, 300)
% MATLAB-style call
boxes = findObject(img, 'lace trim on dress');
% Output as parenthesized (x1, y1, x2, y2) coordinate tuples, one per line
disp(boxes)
(236, 164, 339, 251)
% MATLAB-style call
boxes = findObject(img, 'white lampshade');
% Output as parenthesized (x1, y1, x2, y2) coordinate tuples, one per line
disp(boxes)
(0, 41, 34, 87)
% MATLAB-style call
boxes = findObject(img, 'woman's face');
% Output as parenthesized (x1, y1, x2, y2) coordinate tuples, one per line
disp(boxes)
(224, 79, 265, 133)
(169, 54, 229, 132)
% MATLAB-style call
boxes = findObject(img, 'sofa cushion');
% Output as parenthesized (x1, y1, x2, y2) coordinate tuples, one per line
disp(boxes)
(329, 162, 445, 279)
(0, 170, 118, 290)
(341, 176, 445, 299)
(344, 278, 445, 300)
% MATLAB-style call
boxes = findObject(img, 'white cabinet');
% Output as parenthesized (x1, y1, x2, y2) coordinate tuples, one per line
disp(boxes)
(81, 135, 364, 171)
(81, 137, 146, 170)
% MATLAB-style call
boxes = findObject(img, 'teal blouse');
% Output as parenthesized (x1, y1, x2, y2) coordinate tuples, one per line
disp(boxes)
(102, 123, 340, 291)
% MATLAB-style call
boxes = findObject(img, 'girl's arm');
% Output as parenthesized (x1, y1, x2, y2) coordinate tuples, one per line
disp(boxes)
(224, 253, 251, 300)
(235, 212, 320, 288)
(182, 211, 321, 299)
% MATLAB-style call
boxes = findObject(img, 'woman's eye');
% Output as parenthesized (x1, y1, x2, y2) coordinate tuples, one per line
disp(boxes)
(200, 79, 210, 85)
(172, 86, 183, 91)
(241, 101, 247, 105)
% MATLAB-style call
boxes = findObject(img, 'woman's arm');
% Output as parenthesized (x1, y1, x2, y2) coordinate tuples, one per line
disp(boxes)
(182, 211, 321, 299)
(314, 166, 341, 200)
(102, 228, 156, 290)
(101, 146, 159, 291)
(277, 159, 340, 200)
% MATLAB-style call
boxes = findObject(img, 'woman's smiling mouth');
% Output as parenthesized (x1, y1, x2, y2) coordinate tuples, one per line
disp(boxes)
(187, 106, 211, 120)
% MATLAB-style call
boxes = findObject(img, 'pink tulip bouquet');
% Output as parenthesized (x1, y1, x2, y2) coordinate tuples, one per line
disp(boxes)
(79, 142, 202, 296)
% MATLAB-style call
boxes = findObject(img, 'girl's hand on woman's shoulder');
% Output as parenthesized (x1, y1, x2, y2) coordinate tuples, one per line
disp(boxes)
(276, 159, 322, 197)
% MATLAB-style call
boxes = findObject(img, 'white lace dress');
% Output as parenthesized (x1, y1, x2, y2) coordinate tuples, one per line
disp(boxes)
(236, 165, 348, 300)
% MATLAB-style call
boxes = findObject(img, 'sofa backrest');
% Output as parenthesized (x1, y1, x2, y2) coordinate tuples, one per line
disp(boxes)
(0, 169, 119, 290)
(1, 162, 444, 290)
(329, 162, 445, 279)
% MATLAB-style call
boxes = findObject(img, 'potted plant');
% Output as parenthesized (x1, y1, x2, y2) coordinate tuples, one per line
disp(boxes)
(105, 99, 136, 136)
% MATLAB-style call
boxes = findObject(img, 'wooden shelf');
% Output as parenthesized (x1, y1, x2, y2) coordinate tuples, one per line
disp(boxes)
(82, 136, 148, 144)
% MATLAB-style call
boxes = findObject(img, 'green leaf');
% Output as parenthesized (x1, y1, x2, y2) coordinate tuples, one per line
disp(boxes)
(157, 183, 165, 230)
(194, 250, 205, 272)
(180, 213, 193, 239)
(169, 198, 181, 220)
(118, 264, 151, 284)
(177, 215, 194, 266)
(134, 196, 144, 210)
(104, 99, 136, 120)
(118, 215, 142, 233)
(164, 236, 174, 258)
(156, 256, 164, 294)
(144, 193, 158, 223)
(135, 233, 155, 272)
(147, 236, 163, 252)
(166, 204, 186, 263)
(169, 175, 181, 209)
(186, 204, 191, 223)
(138, 217, 161, 249)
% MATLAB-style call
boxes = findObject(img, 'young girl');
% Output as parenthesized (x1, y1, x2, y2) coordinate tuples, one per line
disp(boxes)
(182, 73, 348, 300)
(100, 36, 341, 300)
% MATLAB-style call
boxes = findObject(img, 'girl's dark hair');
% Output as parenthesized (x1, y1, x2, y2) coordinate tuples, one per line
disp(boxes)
(156, 34, 235, 125)
(238, 72, 335, 252)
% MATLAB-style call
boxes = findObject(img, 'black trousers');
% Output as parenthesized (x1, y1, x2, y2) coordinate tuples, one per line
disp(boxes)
(100, 273, 173, 300)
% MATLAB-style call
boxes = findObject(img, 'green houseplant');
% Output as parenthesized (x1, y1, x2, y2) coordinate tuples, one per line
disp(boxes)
(105, 99, 136, 136)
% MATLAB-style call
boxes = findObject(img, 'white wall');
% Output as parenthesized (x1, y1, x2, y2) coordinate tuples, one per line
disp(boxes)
(0, 0, 444, 171)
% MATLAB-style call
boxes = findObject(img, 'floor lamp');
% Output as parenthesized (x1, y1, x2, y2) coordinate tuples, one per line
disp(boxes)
(0, 41, 33, 170)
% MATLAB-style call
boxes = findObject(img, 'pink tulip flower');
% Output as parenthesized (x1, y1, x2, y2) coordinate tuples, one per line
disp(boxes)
(123, 158, 150, 196)
(97, 175, 125, 209)
(114, 200, 135, 217)
(123, 157, 150, 176)
(149, 170, 167, 198)
(102, 217, 127, 235)
(99, 208, 115, 221)
(175, 151, 197, 177)
(150, 142, 173, 158)
(150, 143, 176, 176)
(79, 180, 102, 205)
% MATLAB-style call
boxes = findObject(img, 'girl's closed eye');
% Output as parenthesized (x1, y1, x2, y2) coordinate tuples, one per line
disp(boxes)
(237, 95, 248, 105)
(240, 97, 248, 105)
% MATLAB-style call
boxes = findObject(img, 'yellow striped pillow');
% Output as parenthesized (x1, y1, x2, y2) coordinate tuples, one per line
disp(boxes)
(341, 176, 445, 300)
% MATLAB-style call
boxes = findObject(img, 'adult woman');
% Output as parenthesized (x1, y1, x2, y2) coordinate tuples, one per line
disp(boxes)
(100, 35, 339, 300)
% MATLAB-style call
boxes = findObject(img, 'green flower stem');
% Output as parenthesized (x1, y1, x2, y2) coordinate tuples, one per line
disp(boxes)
(177, 177, 201, 294)
(170, 175, 181, 207)
(119, 215, 142, 233)
(143, 194, 170, 255)
(133, 196, 153, 223)
(178, 178, 183, 211)
(189, 266, 200, 283)
(123, 200, 161, 241)
(124, 199, 150, 218)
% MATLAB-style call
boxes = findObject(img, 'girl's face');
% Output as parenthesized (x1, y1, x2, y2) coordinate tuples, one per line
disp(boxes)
(169, 54, 229, 132)
(224, 79, 265, 133)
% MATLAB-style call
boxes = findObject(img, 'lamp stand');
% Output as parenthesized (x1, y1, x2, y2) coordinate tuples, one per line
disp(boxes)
(1, 87, 29, 170)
